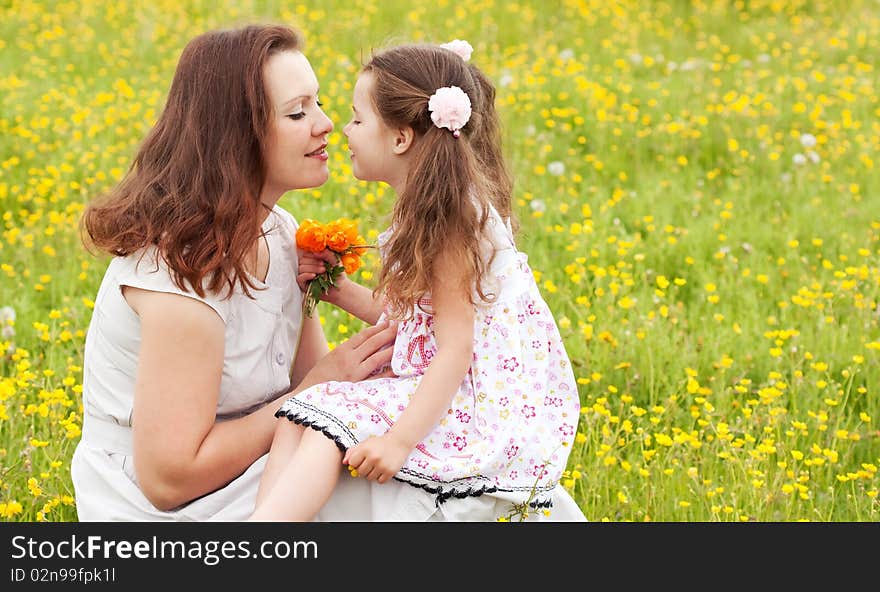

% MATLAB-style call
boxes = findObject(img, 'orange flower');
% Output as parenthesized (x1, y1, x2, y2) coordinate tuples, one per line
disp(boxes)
(326, 230, 350, 252)
(295, 217, 369, 317)
(296, 219, 326, 253)
(353, 235, 368, 256)
(325, 218, 359, 252)
(341, 252, 362, 275)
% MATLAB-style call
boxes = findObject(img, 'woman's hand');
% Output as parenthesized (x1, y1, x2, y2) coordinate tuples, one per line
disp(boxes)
(302, 320, 397, 387)
(343, 433, 412, 484)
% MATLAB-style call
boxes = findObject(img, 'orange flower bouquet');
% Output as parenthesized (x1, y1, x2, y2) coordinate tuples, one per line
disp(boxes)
(295, 218, 369, 317)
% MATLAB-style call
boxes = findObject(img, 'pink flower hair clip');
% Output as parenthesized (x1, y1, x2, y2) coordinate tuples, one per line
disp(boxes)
(439, 39, 473, 62)
(427, 86, 472, 138)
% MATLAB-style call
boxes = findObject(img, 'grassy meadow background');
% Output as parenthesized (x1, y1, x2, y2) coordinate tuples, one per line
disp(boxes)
(1, 0, 878, 522)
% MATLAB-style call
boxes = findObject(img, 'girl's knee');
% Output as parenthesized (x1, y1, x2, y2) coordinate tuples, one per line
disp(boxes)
(273, 418, 304, 442)
(301, 428, 344, 457)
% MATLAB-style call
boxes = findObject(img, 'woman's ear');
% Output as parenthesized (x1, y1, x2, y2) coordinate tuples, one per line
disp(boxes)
(392, 126, 415, 155)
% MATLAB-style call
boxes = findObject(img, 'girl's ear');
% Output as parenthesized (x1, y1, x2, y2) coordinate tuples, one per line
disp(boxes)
(392, 126, 415, 155)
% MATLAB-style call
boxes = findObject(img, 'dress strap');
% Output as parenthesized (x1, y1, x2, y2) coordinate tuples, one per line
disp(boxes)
(484, 202, 516, 249)
(495, 211, 517, 249)
(503, 217, 516, 248)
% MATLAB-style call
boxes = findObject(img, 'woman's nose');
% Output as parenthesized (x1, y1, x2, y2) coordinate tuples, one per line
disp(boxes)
(314, 107, 333, 135)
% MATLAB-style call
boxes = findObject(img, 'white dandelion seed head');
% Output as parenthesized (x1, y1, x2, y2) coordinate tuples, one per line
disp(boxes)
(780, 172, 792, 184)
(807, 150, 820, 164)
(800, 133, 817, 148)
(668, 61, 679, 72)
(530, 199, 546, 212)
(1, 325, 14, 339)
(0, 306, 15, 323)
(757, 53, 771, 63)
(548, 161, 565, 176)
(792, 153, 807, 166)
(499, 73, 514, 88)
(629, 53, 643, 65)
(559, 49, 575, 61)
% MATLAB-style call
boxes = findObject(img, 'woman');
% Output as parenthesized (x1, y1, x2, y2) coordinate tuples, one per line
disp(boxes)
(72, 23, 585, 521)
(72, 24, 400, 521)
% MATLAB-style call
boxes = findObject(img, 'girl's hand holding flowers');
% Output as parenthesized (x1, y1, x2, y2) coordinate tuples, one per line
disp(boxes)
(295, 250, 335, 291)
(343, 433, 412, 484)
(295, 218, 370, 317)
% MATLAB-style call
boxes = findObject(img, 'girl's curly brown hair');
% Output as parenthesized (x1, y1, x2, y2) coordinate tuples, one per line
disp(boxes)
(365, 44, 516, 320)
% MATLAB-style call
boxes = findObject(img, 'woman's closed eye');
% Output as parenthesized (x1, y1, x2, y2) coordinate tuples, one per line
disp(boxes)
(287, 99, 324, 121)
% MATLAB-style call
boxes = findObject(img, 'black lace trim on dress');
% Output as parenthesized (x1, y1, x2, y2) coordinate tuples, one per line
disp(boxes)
(276, 404, 557, 510)
(276, 408, 349, 454)
(390, 475, 555, 509)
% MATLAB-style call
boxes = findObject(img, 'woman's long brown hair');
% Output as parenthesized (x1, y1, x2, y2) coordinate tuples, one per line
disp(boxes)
(365, 45, 516, 319)
(81, 24, 301, 298)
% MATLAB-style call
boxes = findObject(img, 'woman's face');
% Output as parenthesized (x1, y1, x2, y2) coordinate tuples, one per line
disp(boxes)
(261, 50, 333, 201)
(343, 72, 404, 187)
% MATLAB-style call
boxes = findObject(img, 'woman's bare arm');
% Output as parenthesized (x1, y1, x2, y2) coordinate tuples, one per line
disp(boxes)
(125, 287, 396, 510)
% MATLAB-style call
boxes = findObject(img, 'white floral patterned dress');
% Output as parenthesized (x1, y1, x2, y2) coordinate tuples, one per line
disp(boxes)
(277, 207, 580, 509)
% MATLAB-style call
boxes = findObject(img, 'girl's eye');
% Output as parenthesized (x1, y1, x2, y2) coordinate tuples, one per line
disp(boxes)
(316, 100, 324, 107)
(287, 112, 305, 121)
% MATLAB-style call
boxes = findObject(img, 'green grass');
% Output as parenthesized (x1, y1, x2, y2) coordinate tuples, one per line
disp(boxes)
(1, 0, 878, 521)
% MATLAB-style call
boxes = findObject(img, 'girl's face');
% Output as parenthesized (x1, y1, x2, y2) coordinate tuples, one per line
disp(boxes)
(261, 50, 333, 202)
(343, 72, 407, 188)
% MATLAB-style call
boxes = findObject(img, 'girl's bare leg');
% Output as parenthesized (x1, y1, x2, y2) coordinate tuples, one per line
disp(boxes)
(254, 421, 304, 509)
(249, 428, 344, 522)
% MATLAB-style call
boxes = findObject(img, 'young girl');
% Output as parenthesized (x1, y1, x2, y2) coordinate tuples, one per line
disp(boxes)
(249, 42, 581, 521)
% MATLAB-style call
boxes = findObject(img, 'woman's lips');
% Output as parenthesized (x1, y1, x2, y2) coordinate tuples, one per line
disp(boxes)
(306, 144, 328, 160)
